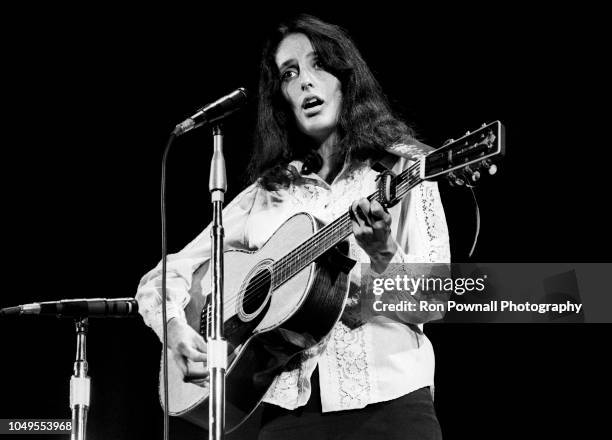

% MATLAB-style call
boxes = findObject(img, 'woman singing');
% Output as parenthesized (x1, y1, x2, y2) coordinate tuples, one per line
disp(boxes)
(136, 14, 450, 439)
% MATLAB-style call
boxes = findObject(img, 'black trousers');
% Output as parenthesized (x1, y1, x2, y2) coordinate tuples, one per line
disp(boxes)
(258, 368, 442, 440)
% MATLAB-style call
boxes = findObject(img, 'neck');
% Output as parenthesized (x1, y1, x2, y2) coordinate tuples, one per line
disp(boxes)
(315, 132, 344, 184)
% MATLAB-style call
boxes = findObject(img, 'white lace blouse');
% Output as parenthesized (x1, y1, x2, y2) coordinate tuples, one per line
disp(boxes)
(136, 148, 450, 412)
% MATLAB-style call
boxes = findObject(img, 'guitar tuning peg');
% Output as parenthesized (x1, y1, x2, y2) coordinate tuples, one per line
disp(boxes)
(462, 166, 480, 185)
(465, 130, 471, 136)
(481, 123, 487, 128)
(447, 171, 465, 186)
(481, 160, 498, 175)
(443, 138, 454, 146)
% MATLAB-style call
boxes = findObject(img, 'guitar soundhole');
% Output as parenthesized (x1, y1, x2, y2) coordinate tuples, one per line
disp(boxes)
(242, 268, 272, 315)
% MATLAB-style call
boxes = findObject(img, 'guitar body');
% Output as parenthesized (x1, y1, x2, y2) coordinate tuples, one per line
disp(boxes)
(160, 212, 355, 432)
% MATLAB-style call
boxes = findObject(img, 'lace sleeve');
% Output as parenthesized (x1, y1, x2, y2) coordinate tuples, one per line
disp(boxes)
(408, 180, 451, 264)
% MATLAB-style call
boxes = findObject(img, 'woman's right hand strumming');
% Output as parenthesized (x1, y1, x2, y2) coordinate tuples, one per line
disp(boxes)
(167, 318, 208, 385)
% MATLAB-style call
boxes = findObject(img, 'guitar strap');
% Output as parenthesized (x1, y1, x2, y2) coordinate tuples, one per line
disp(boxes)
(386, 138, 435, 160)
(373, 138, 435, 172)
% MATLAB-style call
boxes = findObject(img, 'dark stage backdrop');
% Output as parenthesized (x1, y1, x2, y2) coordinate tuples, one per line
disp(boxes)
(1, 3, 609, 440)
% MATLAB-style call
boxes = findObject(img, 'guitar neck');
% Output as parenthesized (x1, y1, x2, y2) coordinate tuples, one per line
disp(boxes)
(271, 160, 423, 288)
(270, 120, 505, 288)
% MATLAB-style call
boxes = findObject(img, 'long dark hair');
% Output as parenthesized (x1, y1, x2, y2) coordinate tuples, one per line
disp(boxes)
(250, 14, 415, 189)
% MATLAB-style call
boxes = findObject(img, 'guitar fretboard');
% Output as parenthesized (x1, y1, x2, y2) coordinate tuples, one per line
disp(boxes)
(271, 160, 423, 288)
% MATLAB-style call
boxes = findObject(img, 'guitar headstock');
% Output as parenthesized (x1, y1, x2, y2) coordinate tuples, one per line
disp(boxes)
(422, 121, 505, 184)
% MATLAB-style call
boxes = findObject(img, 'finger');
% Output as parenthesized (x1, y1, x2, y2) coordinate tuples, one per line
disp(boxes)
(351, 200, 366, 228)
(176, 335, 206, 357)
(186, 376, 209, 387)
(369, 200, 390, 221)
(184, 358, 209, 382)
(356, 199, 372, 226)
(353, 221, 373, 242)
(371, 218, 391, 233)
(193, 334, 207, 353)
(357, 198, 371, 218)
(183, 346, 207, 362)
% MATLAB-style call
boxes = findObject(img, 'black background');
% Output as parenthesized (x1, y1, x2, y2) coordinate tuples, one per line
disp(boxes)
(1, 3, 610, 439)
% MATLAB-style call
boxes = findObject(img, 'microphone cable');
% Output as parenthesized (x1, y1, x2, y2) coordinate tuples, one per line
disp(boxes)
(160, 131, 177, 440)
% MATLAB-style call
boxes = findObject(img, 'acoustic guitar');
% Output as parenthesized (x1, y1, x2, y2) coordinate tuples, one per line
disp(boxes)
(160, 121, 505, 432)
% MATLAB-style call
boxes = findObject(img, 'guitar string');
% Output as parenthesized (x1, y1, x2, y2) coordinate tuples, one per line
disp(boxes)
(272, 161, 421, 274)
(202, 161, 423, 319)
(204, 162, 424, 317)
(206, 133, 497, 315)
(260, 162, 421, 281)
(205, 162, 423, 317)
(206, 162, 421, 315)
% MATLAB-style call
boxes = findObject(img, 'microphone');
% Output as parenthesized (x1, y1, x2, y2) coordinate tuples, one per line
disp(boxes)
(173, 87, 248, 136)
(0, 298, 139, 318)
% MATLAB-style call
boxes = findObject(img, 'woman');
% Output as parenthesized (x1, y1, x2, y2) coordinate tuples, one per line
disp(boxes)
(136, 14, 450, 439)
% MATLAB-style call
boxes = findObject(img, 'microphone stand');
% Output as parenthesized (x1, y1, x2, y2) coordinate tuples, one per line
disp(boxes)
(70, 317, 90, 440)
(207, 124, 227, 440)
